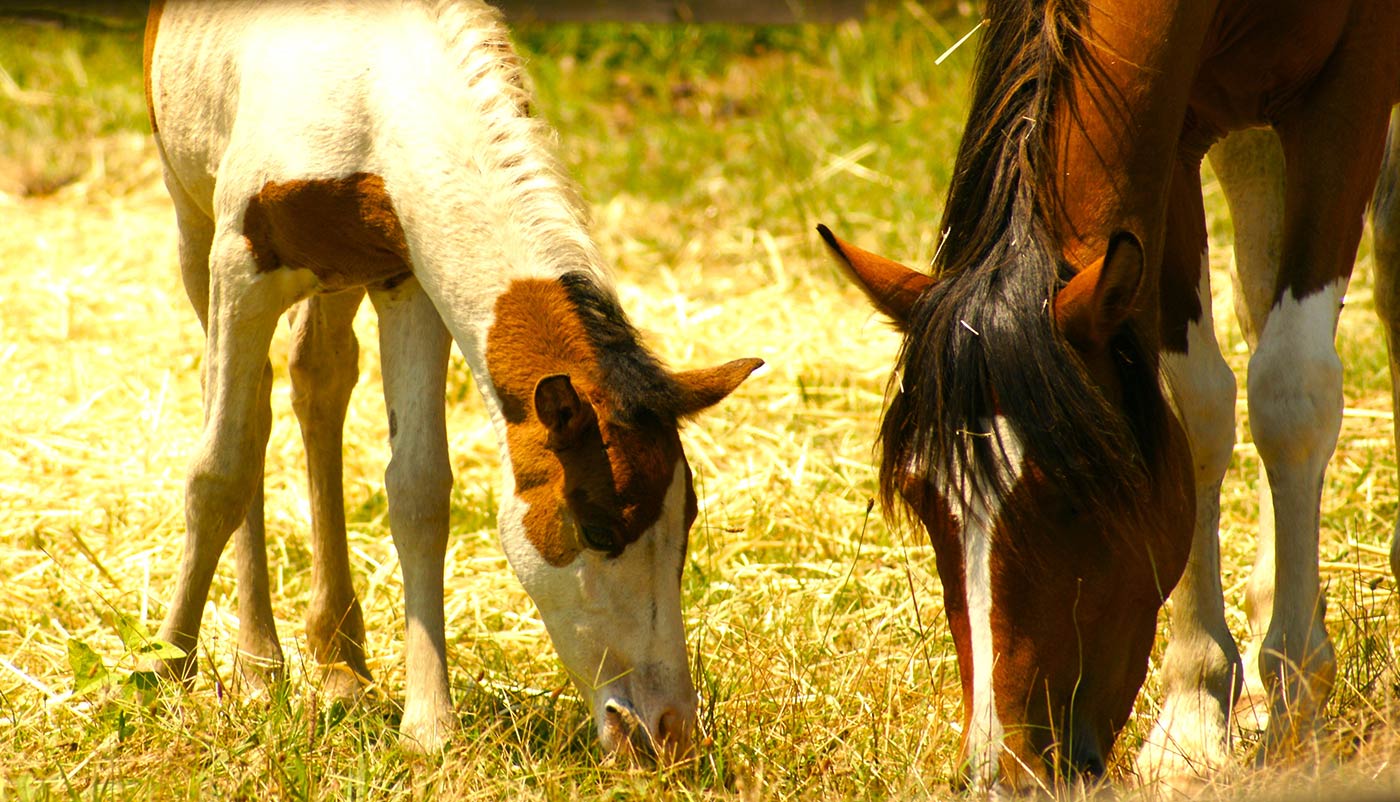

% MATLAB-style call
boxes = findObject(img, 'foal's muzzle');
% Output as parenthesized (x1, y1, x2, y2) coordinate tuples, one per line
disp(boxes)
(601, 697, 695, 763)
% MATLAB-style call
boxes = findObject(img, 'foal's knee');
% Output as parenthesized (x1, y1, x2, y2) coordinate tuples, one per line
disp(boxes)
(384, 447, 452, 537)
(186, 452, 261, 540)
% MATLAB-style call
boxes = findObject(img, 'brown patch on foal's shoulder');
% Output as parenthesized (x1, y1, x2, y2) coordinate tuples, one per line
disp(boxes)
(242, 173, 412, 290)
(486, 277, 683, 566)
(143, 0, 165, 134)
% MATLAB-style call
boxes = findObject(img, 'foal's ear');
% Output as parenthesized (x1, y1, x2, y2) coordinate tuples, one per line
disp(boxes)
(1054, 231, 1144, 351)
(673, 358, 765, 418)
(534, 374, 598, 450)
(817, 224, 931, 327)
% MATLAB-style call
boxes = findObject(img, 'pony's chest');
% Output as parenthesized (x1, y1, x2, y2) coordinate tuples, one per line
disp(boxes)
(1187, 0, 1359, 133)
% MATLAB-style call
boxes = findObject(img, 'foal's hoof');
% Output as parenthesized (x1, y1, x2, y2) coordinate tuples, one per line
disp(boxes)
(317, 662, 371, 703)
(149, 654, 198, 688)
(234, 653, 287, 697)
(398, 709, 455, 754)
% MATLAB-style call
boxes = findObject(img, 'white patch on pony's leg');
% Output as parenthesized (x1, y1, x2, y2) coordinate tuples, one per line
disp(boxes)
(1139, 258, 1243, 784)
(290, 291, 370, 700)
(157, 231, 309, 682)
(370, 279, 455, 751)
(960, 417, 1022, 790)
(1246, 278, 1345, 755)
(1211, 126, 1286, 726)
(1371, 107, 1400, 581)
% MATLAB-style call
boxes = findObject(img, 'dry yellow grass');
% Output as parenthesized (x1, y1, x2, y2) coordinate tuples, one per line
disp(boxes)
(4, 8, 1400, 801)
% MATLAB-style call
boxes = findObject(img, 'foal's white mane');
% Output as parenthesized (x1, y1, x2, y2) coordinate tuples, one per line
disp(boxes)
(411, 0, 607, 285)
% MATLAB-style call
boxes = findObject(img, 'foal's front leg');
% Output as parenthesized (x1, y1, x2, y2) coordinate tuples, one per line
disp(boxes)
(288, 289, 372, 700)
(163, 184, 284, 687)
(368, 278, 454, 751)
(1210, 127, 1287, 728)
(157, 228, 307, 683)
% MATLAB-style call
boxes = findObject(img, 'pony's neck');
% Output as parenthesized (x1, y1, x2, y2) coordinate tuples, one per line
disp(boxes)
(1050, 2, 1215, 270)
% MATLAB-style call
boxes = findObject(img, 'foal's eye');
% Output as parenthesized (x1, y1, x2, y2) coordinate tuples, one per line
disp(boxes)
(580, 524, 616, 553)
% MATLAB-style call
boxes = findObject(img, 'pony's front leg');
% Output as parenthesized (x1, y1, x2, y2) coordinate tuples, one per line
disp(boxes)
(289, 289, 371, 700)
(1371, 108, 1400, 581)
(1137, 159, 1244, 787)
(368, 278, 454, 751)
(1248, 79, 1394, 755)
(157, 231, 303, 683)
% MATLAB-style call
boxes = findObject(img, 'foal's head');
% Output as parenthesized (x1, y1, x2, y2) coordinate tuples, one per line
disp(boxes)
(487, 271, 761, 761)
(822, 224, 1193, 788)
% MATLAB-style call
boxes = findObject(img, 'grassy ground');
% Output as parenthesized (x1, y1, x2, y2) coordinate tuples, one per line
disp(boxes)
(2, 5, 1400, 801)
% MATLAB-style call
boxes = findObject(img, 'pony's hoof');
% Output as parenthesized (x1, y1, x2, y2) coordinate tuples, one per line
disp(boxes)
(1135, 697, 1233, 794)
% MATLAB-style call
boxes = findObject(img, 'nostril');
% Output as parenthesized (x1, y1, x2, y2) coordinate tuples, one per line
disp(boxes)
(1069, 741, 1105, 779)
(605, 699, 640, 734)
(652, 707, 694, 760)
(657, 708, 680, 739)
(1078, 753, 1105, 778)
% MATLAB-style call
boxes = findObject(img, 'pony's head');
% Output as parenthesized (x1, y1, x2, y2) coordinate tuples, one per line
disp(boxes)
(487, 272, 762, 761)
(823, 224, 1193, 788)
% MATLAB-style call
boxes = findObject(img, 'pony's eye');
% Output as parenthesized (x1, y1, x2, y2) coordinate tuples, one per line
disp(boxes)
(580, 524, 616, 553)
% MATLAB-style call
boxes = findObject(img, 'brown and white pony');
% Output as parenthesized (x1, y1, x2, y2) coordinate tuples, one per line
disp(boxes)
(823, 0, 1400, 790)
(144, 0, 761, 758)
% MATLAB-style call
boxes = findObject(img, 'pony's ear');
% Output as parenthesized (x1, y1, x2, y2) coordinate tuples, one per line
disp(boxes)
(1054, 231, 1144, 351)
(673, 358, 765, 418)
(817, 224, 931, 327)
(534, 374, 598, 450)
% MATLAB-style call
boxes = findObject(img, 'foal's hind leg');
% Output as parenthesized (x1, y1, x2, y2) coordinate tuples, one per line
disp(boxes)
(162, 181, 284, 687)
(1138, 158, 1244, 785)
(288, 289, 372, 699)
(156, 224, 309, 683)
(1372, 108, 1400, 581)
(367, 278, 454, 751)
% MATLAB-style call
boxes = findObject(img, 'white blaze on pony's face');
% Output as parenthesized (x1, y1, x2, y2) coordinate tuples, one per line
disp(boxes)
(822, 224, 1195, 788)
(485, 273, 762, 759)
(953, 417, 1023, 789)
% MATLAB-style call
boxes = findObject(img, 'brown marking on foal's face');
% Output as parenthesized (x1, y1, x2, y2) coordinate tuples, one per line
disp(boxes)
(485, 278, 685, 566)
(241, 173, 412, 291)
(143, 0, 164, 134)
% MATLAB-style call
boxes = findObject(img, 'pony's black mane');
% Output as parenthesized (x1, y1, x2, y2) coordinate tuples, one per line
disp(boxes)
(558, 270, 681, 427)
(880, 0, 1167, 522)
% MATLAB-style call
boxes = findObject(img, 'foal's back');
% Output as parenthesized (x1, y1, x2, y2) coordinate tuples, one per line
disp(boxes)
(150, 0, 523, 221)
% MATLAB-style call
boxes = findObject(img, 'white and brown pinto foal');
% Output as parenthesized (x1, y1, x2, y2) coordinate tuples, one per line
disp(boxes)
(144, 0, 760, 757)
